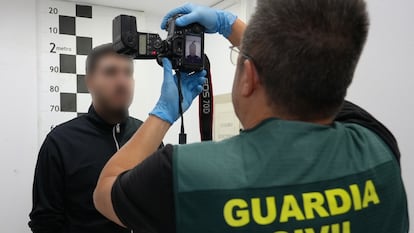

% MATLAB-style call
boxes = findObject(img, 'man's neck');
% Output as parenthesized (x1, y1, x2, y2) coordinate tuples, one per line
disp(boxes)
(93, 104, 128, 125)
(241, 113, 276, 130)
(241, 107, 333, 130)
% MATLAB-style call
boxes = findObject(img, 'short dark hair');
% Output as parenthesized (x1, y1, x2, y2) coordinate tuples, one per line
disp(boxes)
(242, 0, 369, 120)
(85, 43, 132, 76)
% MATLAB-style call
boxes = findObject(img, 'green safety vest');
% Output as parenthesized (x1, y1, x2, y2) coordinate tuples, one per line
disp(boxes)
(173, 119, 408, 233)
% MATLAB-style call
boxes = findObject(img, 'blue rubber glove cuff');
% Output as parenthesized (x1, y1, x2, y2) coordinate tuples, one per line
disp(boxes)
(216, 10, 237, 38)
(150, 102, 175, 124)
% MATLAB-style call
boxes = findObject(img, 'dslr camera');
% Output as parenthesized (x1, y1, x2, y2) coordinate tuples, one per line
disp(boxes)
(113, 14, 205, 72)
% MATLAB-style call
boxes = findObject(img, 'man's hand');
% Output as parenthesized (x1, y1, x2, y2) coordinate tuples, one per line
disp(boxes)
(150, 58, 207, 124)
(161, 3, 237, 38)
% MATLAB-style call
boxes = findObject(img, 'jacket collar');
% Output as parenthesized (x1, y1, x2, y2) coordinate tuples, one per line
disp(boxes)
(86, 105, 129, 131)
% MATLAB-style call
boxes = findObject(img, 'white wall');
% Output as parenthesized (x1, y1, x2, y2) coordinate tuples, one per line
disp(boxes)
(0, 0, 38, 231)
(0, 0, 413, 232)
(348, 0, 414, 225)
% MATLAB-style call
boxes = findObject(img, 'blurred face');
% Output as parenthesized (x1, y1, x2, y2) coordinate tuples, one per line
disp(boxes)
(87, 54, 134, 113)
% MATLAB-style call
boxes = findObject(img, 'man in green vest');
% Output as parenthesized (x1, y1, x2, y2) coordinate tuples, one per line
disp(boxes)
(93, 1, 409, 233)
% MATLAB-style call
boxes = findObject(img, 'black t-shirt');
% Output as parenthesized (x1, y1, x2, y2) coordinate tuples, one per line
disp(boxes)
(111, 101, 401, 233)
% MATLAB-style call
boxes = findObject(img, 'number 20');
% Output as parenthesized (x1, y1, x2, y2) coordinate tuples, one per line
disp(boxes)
(48, 7, 58, 14)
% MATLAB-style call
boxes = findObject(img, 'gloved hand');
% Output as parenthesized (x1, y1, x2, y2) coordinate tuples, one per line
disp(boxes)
(150, 58, 207, 124)
(161, 3, 237, 38)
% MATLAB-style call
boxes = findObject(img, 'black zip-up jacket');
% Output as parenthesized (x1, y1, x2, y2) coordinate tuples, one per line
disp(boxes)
(29, 105, 144, 233)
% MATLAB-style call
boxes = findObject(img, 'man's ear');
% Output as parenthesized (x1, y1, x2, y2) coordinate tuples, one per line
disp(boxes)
(240, 59, 260, 97)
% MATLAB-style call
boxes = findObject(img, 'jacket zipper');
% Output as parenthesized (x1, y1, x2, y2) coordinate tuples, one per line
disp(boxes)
(112, 124, 131, 233)
(112, 124, 132, 233)
(113, 123, 120, 151)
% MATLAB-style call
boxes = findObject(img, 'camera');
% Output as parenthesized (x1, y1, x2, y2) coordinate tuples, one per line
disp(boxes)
(113, 14, 205, 72)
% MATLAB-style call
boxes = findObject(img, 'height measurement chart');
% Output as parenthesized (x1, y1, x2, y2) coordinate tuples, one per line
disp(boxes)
(37, 0, 144, 145)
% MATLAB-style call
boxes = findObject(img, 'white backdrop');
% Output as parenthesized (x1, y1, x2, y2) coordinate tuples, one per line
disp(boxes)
(348, 1, 414, 224)
(0, 0, 412, 232)
(0, 0, 38, 232)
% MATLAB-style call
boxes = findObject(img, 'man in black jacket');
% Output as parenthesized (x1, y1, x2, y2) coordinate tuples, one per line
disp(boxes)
(29, 43, 145, 233)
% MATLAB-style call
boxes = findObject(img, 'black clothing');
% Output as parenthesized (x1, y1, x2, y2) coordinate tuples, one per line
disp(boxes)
(335, 101, 401, 162)
(29, 106, 143, 233)
(111, 101, 402, 233)
(185, 55, 202, 64)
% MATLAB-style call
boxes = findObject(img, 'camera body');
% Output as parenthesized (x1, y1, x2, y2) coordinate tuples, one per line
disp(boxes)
(113, 14, 205, 72)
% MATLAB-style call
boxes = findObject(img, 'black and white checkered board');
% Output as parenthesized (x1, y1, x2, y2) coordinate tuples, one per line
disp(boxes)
(58, 4, 93, 115)
(37, 0, 144, 144)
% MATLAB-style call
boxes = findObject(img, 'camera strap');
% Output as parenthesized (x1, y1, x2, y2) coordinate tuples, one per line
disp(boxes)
(176, 71, 187, 145)
(199, 55, 214, 141)
(176, 55, 214, 144)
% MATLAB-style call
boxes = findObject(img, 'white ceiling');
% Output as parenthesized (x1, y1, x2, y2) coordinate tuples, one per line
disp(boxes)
(65, 0, 225, 15)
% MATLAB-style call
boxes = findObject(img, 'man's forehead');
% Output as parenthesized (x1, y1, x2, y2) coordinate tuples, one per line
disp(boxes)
(97, 54, 133, 67)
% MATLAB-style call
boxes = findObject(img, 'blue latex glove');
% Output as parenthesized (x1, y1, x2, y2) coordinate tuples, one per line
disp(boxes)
(150, 58, 207, 124)
(161, 3, 237, 38)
